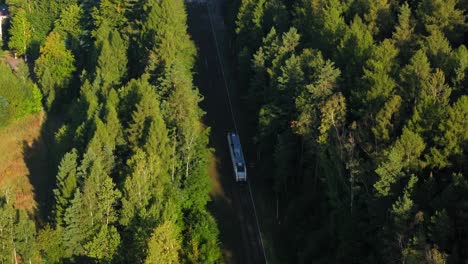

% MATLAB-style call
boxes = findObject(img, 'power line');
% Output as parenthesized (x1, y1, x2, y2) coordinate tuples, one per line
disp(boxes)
(206, 2, 268, 263)
(205, 0, 238, 135)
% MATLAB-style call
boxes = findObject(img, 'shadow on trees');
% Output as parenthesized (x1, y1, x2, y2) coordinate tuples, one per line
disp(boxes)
(23, 102, 71, 222)
(22, 120, 55, 222)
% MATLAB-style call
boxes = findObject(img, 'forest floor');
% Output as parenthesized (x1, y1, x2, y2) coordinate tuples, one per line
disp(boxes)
(187, 2, 274, 263)
(0, 112, 45, 213)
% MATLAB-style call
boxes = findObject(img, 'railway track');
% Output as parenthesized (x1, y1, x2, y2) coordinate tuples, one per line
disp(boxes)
(205, 0, 268, 262)
(186, 1, 267, 263)
(235, 183, 265, 264)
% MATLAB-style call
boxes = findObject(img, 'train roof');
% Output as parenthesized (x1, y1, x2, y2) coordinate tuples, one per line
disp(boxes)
(228, 132, 246, 165)
(0, 5, 8, 16)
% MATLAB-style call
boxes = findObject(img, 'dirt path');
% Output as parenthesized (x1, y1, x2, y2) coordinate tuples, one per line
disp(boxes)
(187, 2, 267, 264)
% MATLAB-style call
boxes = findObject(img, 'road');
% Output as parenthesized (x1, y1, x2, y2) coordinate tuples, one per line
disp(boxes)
(187, 2, 267, 264)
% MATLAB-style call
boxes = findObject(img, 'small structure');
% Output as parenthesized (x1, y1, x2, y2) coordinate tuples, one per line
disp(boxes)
(0, 5, 8, 42)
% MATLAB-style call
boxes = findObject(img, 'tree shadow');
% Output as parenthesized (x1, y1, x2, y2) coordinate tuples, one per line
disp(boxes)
(22, 116, 58, 222)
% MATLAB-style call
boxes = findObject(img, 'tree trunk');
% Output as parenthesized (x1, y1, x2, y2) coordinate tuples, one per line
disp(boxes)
(185, 133, 195, 179)
(13, 247, 18, 264)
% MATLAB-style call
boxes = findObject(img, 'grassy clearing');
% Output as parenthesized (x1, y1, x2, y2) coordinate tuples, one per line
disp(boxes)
(0, 112, 44, 211)
(208, 154, 227, 199)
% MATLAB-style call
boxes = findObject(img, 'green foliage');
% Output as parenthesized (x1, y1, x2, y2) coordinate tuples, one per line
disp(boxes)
(54, 4, 84, 53)
(62, 148, 121, 260)
(422, 28, 452, 72)
(37, 225, 64, 264)
(85, 225, 120, 262)
(391, 174, 417, 228)
(144, 221, 181, 264)
(95, 23, 128, 89)
(144, 0, 195, 75)
(356, 39, 398, 114)
(392, 2, 415, 62)
(0, 191, 38, 264)
(399, 49, 432, 101)
(0, 0, 222, 263)
(294, 0, 346, 56)
(372, 95, 402, 142)
(34, 32, 75, 109)
(336, 15, 374, 90)
(233, 0, 468, 262)
(375, 128, 425, 196)
(416, 0, 466, 44)
(8, 8, 32, 58)
(361, 0, 394, 38)
(318, 92, 346, 144)
(184, 210, 222, 264)
(428, 95, 468, 168)
(449, 45, 468, 93)
(429, 209, 451, 248)
(0, 61, 42, 127)
(92, 0, 128, 29)
(53, 149, 78, 226)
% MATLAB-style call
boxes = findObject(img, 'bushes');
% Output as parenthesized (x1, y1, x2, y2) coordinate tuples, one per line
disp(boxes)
(0, 61, 42, 127)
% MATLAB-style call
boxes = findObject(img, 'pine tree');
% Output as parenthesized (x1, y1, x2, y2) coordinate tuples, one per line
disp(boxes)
(423, 28, 452, 73)
(85, 225, 120, 261)
(362, 0, 393, 38)
(417, 0, 466, 44)
(235, 0, 266, 85)
(356, 39, 398, 114)
(408, 69, 451, 141)
(92, 0, 128, 30)
(63, 190, 88, 256)
(374, 128, 426, 196)
(34, 32, 75, 109)
(294, 50, 341, 140)
(392, 2, 415, 62)
(336, 16, 374, 92)
(95, 23, 128, 89)
(372, 95, 402, 142)
(428, 95, 468, 168)
(63, 152, 121, 260)
(294, 0, 346, 56)
(143, 0, 195, 76)
(399, 49, 432, 103)
(449, 45, 468, 94)
(429, 209, 451, 249)
(53, 4, 84, 54)
(53, 149, 79, 226)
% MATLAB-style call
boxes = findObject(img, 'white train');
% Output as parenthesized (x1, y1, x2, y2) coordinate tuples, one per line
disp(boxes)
(227, 132, 247, 182)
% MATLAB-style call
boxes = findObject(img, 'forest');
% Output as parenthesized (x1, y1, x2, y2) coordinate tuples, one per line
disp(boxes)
(1, 0, 467, 263)
(0, 0, 222, 263)
(231, 0, 467, 263)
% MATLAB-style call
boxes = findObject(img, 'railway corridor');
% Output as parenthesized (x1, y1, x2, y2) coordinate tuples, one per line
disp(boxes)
(187, 2, 267, 264)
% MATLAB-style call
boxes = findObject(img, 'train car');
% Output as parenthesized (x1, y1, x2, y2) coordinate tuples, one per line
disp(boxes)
(227, 132, 247, 182)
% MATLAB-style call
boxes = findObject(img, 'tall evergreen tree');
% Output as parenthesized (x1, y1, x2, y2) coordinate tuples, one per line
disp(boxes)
(53, 149, 79, 227)
(34, 32, 75, 109)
